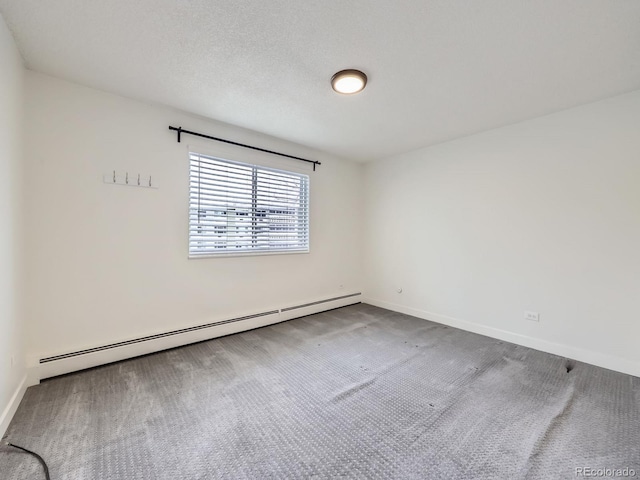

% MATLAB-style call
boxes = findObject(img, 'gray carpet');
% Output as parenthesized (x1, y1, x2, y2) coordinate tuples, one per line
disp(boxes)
(1, 304, 638, 479)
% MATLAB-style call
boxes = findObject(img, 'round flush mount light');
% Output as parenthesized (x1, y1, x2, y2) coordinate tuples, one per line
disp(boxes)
(331, 69, 367, 95)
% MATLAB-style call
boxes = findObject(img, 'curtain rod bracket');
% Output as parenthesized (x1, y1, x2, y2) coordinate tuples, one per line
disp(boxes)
(168, 125, 320, 171)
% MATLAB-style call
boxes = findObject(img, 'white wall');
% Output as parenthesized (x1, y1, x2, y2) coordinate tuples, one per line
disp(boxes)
(24, 72, 363, 377)
(0, 13, 26, 436)
(364, 90, 640, 376)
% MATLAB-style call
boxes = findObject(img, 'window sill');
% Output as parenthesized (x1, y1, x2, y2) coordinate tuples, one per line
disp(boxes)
(188, 249, 310, 260)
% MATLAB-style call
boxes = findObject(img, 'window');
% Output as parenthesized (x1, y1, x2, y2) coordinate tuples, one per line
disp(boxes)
(189, 152, 310, 257)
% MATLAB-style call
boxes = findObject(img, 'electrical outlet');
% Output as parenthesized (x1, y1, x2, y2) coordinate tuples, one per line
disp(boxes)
(524, 311, 540, 322)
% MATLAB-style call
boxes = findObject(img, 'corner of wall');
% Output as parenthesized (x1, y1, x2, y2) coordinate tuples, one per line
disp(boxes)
(0, 10, 28, 438)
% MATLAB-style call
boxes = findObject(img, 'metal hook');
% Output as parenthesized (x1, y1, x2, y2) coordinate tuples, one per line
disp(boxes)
(149, 175, 152, 187)
(137, 173, 140, 186)
(125, 172, 129, 185)
(113, 170, 116, 183)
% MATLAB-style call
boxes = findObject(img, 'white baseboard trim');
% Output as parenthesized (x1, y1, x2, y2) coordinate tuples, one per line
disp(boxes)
(0, 374, 28, 439)
(363, 297, 640, 378)
(28, 294, 362, 382)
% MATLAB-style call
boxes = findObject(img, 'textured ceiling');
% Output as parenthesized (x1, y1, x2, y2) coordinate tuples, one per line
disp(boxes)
(1, 1, 639, 161)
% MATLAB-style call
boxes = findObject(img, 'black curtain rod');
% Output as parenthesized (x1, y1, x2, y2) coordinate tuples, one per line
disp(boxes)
(169, 126, 321, 171)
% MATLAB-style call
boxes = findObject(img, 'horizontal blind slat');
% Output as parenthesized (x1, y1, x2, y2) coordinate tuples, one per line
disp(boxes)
(191, 156, 307, 183)
(190, 175, 303, 194)
(190, 185, 304, 200)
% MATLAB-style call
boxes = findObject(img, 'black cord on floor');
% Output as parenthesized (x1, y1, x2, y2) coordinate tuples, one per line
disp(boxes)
(6, 442, 51, 480)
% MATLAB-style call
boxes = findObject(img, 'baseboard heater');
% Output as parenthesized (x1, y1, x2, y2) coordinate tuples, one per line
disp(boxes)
(40, 293, 361, 364)
(281, 293, 361, 312)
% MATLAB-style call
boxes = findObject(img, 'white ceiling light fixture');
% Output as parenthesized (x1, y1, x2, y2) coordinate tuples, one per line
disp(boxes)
(331, 69, 368, 95)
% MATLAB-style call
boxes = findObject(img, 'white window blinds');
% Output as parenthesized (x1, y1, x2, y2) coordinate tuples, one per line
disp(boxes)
(189, 152, 310, 257)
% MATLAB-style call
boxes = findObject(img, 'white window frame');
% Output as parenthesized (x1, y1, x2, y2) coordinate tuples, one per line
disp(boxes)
(189, 151, 310, 258)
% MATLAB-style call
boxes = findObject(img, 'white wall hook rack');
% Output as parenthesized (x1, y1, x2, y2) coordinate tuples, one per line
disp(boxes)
(103, 171, 158, 189)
